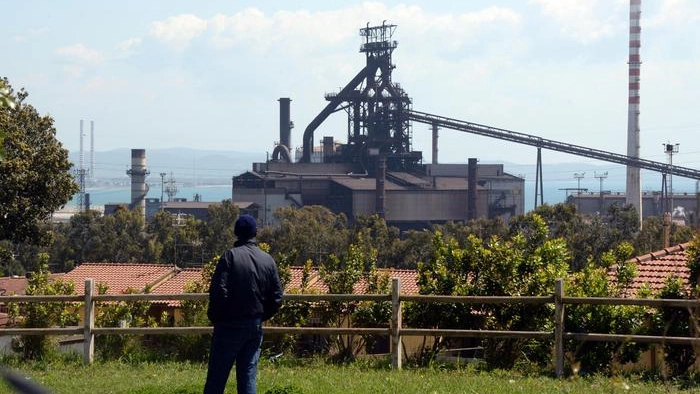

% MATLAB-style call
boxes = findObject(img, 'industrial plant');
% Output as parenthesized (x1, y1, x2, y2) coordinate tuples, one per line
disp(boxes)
(101, 2, 700, 229)
(230, 23, 525, 230)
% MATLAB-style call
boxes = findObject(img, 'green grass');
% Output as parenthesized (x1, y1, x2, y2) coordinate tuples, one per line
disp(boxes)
(0, 358, 698, 394)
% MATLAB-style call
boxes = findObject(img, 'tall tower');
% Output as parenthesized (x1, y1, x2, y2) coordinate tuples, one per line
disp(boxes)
(126, 149, 149, 219)
(625, 0, 642, 218)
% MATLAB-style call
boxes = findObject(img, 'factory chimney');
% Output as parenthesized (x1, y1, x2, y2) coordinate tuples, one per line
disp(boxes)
(467, 158, 477, 220)
(625, 0, 642, 220)
(126, 149, 149, 219)
(279, 98, 292, 149)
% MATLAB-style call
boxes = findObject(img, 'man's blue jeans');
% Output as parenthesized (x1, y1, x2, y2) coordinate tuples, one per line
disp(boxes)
(203, 318, 263, 394)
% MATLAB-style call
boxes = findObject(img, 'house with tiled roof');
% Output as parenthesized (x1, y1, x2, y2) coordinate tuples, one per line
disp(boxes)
(284, 266, 419, 295)
(0, 263, 421, 327)
(609, 242, 693, 297)
(61, 263, 180, 295)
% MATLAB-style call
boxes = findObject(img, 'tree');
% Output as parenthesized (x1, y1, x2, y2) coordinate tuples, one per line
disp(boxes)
(0, 78, 16, 159)
(7, 254, 79, 360)
(259, 206, 349, 266)
(201, 200, 240, 259)
(317, 232, 391, 361)
(349, 214, 400, 267)
(406, 213, 571, 368)
(565, 243, 648, 375)
(0, 78, 78, 245)
(51, 209, 148, 265)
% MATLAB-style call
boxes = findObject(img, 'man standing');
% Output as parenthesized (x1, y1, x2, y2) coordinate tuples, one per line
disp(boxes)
(204, 214, 283, 394)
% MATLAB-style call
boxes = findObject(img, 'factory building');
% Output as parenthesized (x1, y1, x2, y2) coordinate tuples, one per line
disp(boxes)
(568, 192, 700, 225)
(231, 24, 525, 230)
(232, 159, 523, 231)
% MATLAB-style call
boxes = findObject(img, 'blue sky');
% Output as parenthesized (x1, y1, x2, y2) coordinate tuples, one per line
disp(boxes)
(3, 0, 699, 169)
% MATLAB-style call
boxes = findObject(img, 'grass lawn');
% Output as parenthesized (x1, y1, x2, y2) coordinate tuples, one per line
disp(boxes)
(0, 358, 697, 394)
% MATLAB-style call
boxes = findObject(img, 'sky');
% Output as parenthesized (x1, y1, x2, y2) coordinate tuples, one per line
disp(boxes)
(3, 0, 700, 172)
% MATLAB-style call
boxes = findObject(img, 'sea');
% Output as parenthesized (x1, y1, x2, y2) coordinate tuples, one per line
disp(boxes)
(69, 184, 233, 210)
(67, 168, 699, 214)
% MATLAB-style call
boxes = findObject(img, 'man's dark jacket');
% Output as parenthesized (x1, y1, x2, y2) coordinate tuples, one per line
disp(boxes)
(207, 239, 283, 324)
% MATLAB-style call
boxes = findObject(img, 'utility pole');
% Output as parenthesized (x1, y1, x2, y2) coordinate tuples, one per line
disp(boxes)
(574, 172, 585, 194)
(664, 142, 679, 216)
(594, 171, 608, 213)
(159, 172, 166, 211)
(573, 172, 585, 212)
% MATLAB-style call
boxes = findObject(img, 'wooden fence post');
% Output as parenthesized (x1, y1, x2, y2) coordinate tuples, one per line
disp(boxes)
(554, 278, 564, 377)
(84, 278, 95, 364)
(391, 278, 402, 370)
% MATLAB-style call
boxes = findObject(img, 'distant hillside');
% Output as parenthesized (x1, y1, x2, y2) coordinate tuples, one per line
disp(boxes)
(69, 147, 265, 184)
(68, 148, 697, 193)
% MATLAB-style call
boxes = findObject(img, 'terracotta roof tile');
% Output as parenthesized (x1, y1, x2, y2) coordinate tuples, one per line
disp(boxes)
(0, 273, 68, 296)
(0, 276, 29, 296)
(62, 263, 178, 295)
(150, 269, 204, 306)
(151, 269, 203, 295)
(284, 266, 420, 295)
(610, 243, 692, 297)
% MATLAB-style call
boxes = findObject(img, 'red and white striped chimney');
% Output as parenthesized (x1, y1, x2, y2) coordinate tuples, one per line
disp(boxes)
(625, 0, 642, 219)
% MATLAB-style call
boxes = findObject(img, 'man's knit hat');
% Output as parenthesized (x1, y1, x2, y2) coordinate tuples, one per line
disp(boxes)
(234, 214, 257, 239)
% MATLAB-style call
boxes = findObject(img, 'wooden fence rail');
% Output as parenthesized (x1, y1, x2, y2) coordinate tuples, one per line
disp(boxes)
(2, 278, 700, 376)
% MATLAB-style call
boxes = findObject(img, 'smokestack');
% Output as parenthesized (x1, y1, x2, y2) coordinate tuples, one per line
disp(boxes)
(468, 158, 477, 220)
(625, 0, 642, 220)
(279, 98, 291, 149)
(126, 149, 149, 219)
(375, 155, 386, 219)
(323, 136, 334, 158)
(432, 123, 439, 165)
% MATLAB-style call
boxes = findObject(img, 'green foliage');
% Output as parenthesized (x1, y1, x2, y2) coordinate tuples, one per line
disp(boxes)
(93, 283, 158, 361)
(270, 258, 315, 355)
(565, 258, 647, 375)
(0, 79, 78, 245)
(407, 213, 570, 368)
(648, 277, 695, 378)
(316, 232, 391, 361)
(633, 216, 694, 257)
(0, 78, 16, 111)
(350, 214, 401, 268)
(260, 206, 349, 266)
(200, 200, 239, 259)
(50, 209, 148, 266)
(686, 236, 700, 287)
(8, 254, 78, 360)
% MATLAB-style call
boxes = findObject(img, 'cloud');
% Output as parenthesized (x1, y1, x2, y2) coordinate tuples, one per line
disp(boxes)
(54, 43, 104, 76)
(531, 0, 627, 44)
(55, 43, 104, 65)
(116, 37, 143, 57)
(150, 14, 208, 51)
(646, 0, 700, 28)
(206, 3, 521, 55)
(12, 27, 49, 42)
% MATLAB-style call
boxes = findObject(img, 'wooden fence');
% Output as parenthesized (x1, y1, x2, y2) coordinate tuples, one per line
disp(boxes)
(2, 278, 700, 377)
